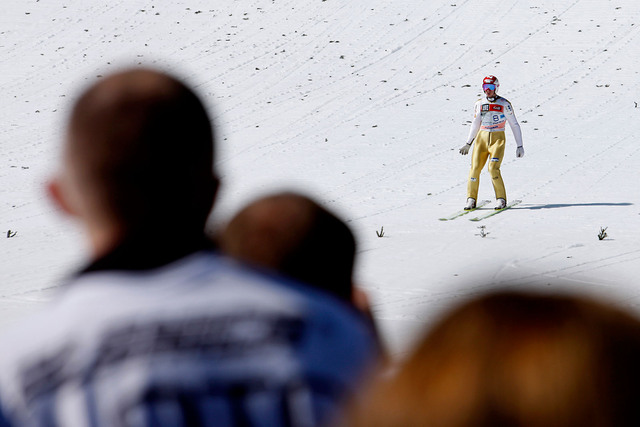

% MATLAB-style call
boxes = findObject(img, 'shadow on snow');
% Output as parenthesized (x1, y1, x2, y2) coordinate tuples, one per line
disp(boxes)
(519, 202, 633, 210)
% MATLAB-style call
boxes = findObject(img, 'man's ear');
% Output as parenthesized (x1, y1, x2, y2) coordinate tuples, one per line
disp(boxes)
(47, 178, 78, 217)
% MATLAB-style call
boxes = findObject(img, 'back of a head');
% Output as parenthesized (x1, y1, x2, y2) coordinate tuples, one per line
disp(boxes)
(220, 192, 356, 302)
(347, 290, 640, 427)
(66, 68, 217, 232)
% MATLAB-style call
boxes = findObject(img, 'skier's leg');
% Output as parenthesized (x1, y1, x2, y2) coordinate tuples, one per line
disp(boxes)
(487, 132, 506, 200)
(467, 131, 490, 200)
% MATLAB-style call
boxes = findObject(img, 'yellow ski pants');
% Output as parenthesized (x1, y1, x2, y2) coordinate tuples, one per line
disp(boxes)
(467, 130, 506, 200)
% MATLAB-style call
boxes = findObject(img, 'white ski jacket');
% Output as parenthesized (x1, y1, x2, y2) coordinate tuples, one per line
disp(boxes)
(466, 96, 524, 148)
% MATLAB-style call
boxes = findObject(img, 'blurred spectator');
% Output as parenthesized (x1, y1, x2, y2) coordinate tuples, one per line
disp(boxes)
(219, 191, 386, 359)
(0, 68, 378, 427)
(346, 290, 640, 427)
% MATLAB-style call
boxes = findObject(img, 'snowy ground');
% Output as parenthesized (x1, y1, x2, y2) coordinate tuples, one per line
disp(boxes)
(2, 0, 640, 358)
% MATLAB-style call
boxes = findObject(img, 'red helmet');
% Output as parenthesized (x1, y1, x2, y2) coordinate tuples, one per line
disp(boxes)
(482, 75, 499, 92)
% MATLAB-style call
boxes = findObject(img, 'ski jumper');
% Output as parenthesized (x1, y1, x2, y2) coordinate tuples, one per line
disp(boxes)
(465, 96, 523, 200)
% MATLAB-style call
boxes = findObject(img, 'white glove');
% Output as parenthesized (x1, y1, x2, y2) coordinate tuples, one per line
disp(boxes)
(459, 143, 472, 155)
(516, 146, 525, 158)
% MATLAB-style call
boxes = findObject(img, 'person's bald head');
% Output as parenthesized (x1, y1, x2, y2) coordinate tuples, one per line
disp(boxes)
(220, 192, 356, 302)
(58, 68, 217, 237)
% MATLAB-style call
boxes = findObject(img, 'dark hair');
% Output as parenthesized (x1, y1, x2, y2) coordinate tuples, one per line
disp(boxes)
(220, 192, 355, 302)
(68, 69, 217, 231)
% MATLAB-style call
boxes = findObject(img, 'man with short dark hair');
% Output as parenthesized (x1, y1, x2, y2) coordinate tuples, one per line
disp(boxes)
(0, 69, 378, 427)
(220, 191, 387, 366)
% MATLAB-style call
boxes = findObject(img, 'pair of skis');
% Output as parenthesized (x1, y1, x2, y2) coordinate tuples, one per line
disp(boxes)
(439, 199, 522, 222)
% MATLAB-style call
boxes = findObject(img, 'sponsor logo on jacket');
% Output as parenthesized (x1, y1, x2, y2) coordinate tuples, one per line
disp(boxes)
(481, 104, 504, 112)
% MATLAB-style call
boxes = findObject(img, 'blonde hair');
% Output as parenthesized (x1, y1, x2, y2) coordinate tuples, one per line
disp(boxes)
(347, 291, 640, 427)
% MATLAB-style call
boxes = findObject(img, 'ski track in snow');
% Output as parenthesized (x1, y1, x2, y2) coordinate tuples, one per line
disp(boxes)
(2, 0, 640, 356)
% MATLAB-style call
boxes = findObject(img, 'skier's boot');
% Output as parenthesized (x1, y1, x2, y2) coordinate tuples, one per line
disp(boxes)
(494, 198, 507, 210)
(464, 198, 476, 210)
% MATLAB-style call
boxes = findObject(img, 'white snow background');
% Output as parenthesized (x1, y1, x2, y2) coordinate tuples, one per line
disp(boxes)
(1, 0, 640, 358)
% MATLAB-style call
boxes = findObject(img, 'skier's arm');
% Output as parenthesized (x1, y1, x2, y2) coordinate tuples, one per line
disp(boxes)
(504, 102, 523, 148)
(460, 103, 481, 155)
(504, 101, 524, 157)
(465, 103, 482, 145)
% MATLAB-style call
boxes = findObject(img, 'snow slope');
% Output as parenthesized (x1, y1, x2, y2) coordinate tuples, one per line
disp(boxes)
(2, 0, 640, 357)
